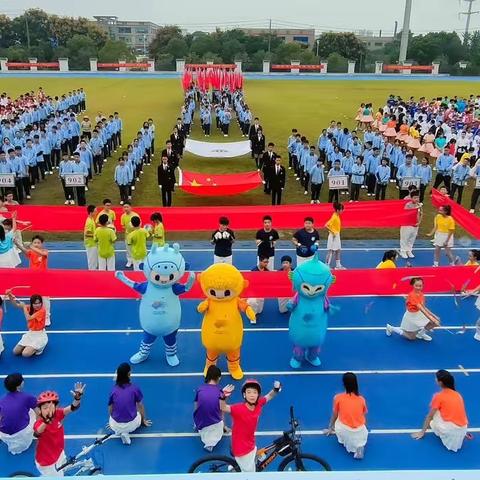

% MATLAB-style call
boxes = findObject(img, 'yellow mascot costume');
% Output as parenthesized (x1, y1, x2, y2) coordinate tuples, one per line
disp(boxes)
(197, 263, 256, 380)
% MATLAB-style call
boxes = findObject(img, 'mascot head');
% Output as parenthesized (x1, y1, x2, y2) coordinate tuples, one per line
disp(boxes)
(291, 253, 335, 300)
(198, 263, 247, 301)
(143, 243, 187, 288)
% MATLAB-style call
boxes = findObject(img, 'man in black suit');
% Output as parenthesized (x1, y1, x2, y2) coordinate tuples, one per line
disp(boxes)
(157, 155, 176, 207)
(161, 140, 179, 168)
(261, 142, 277, 194)
(270, 155, 286, 205)
(170, 125, 185, 158)
(248, 117, 262, 158)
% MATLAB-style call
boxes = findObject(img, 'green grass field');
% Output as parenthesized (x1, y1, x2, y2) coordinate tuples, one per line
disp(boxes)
(4, 77, 480, 240)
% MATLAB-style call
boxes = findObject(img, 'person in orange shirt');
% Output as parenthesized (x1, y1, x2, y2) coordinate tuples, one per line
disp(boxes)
(386, 277, 440, 342)
(6, 291, 48, 357)
(16, 235, 51, 326)
(325, 372, 368, 459)
(412, 370, 469, 452)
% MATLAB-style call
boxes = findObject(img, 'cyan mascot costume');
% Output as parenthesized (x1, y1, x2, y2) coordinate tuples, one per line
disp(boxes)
(115, 243, 195, 366)
(287, 253, 335, 369)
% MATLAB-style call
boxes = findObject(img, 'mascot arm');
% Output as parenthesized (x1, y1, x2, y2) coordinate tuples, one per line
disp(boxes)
(197, 299, 209, 313)
(114, 270, 144, 291)
(184, 272, 196, 293)
(238, 298, 256, 323)
(172, 273, 196, 296)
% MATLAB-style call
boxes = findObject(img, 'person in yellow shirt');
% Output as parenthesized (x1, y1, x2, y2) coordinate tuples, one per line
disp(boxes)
(325, 202, 345, 269)
(96, 198, 116, 229)
(127, 216, 150, 271)
(120, 202, 139, 268)
(150, 212, 165, 247)
(94, 214, 117, 271)
(84, 205, 97, 270)
(465, 249, 480, 266)
(427, 205, 459, 267)
(376, 250, 397, 269)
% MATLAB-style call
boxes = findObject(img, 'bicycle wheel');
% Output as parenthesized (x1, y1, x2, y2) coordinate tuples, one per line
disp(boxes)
(9, 472, 35, 478)
(188, 455, 241, 473)
(278, 453, 331, 471)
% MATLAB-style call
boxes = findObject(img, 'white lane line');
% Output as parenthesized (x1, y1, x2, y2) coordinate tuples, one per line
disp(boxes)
(46, 247, 477, 253)
(3, 368, 480, 379)
(64, 427, 480, 440)
(0, 326, 474, 335)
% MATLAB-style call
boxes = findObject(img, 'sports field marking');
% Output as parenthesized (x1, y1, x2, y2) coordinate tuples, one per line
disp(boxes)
(3, 368, 480, 379)
(0, 326, 474, 335)
(62, 427, 480, 440)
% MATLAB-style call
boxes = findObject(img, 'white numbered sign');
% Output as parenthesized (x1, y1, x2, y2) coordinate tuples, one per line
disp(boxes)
(0, 173, 15, 187)
(328, 175, 349, 190)
(401, 177, 420, 190)
(476, 177, 480, 189)
(64, 173, 85, 187)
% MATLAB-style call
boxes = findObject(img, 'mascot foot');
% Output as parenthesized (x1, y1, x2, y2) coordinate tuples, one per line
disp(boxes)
(166, 354, 180, 367)
(306, 356, 321, 367)
(290, 357, 302, 369)
(130, 351, 150, 364)
(228, 366, 244, 380)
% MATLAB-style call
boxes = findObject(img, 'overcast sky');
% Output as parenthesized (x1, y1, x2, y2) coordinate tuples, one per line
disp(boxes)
(2, 0, 479, 35)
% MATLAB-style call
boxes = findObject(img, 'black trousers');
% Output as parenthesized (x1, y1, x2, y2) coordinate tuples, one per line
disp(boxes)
(328, 189, 339, 203)
(38, 162, 46, 180)
(367, 173, 376, 194)
(61, 179, 73, 200)
(303, 172, 310, 192)
(74, 186, 86, 206)
(471, 189, 480, 210)
(419, 184, 427, 203)
(118, 184, 129, 203)
(243, 122, 250, 136)
(71, 136, 79, 152)
(21, 177, 31, 196)
(311, 183, 322, 201)
(15, 179, 24, 203)
(375, 183, 387, 200)
(161, 187, 172, 207)
(350, 183, 361, 201)
(43, 154, 52, 172)
(399, 189, 409, 199)
(52, 149, 61, 168)
(450, 184, 464, 205)
(271, 188, 282, 205)
(94, 155, 103, 174)
(29, 166, 39, 185)
(433, 173, 451, 192)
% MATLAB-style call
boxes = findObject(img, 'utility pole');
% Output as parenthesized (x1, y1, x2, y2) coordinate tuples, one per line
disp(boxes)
(398, 0, 412, 63)
(460, 0, 480, 45)
(267, 18, 272, 55)
(394, 20, 398, 38)
(25, 14, 31, 49)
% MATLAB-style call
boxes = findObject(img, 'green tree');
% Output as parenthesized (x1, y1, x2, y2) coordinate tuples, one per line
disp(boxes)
(11, 9, 51, 48)
(272, 42, 306, 64)
(407, 32, 465, 65)
(149, 26, 183, 57)
(49, 16, 107, 48)
(316, 32, 366, 61)
(66, 35, 97, 70)
(165, 37, 189, 59)
(0, 15, 18, 48)
(98, 39, 135, 63)
(326, 52, 348, 73)
(221, 39, 245, 63)
(190, 32, 220, 57)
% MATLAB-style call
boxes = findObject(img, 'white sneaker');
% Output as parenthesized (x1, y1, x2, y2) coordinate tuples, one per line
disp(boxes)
(406, 252, 415, 258)
(85, 187, 89, 191)
(474, 333, 480, 341)
(353, 446, 364, 459)
(470, 209, 475, 214)
(120, 201, 124, 205)
(70, 200, 75, 205)
(26, 195, 31, 199)
(416, 330, 432, 341)
(335, 265, 346, 270)
(64, 200, 69, 205)
(126, 262, 132, 268)
(386, 324, 393, 336)
(311, 200, 315, 204)
(31, 185, 35, 189)
(120, 433, 131, 445)
(131, 186, 135, 191)
(304, 191, 308, 195)
(399, 251, 408, 259)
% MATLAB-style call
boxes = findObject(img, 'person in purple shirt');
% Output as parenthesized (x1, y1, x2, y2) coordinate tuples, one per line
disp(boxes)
(0, 373, 38, 454)
(108, 363, 151, 445)
(194, 366, 234, 452)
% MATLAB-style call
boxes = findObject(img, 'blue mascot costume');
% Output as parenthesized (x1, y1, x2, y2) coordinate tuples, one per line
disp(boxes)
(115, 243, 195, 366)
(287, 253, 335, 369)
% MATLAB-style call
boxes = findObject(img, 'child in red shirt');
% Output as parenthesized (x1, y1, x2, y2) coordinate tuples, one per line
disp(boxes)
(34, 383, 85, 476)
(220, 379, 281, 472)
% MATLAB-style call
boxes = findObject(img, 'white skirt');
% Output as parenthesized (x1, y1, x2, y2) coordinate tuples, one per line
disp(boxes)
(0, 409, 35, 454)
(0, 249, 21, 268)
(434, 231, 454, 248)
(0, 334, 3, 356)
(235, 447, 257, 472)
(334, 419, 368, 454)
(430, 411, 467, 452)
(247, 298, 264, 315)
(400, 310, 430, 332)
(198, 420, 224, 448)
(18, 330, 48, 351)
(327, 233, 341, 251)
(109, 412, 142, 435)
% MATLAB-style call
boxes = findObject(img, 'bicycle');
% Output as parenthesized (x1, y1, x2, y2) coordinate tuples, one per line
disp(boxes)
(9, 433, 113, 477)
(188, 406, 331, 473)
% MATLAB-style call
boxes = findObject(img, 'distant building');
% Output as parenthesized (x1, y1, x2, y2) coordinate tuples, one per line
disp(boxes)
(356, 33, 395, 51)
(241, 28, 315, 48)
(94, 16, 160, 53)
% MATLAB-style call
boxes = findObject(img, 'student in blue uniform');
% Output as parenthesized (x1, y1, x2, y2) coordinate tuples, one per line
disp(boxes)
(450, 158, 471, 205)
(309, 157, 325, 204)
(327, 159, 345, 204)
(416, 157, 432, 203)
(350, 156, 365, 202)
(375, 158, 391, 200)
(115, 156, 133, 205)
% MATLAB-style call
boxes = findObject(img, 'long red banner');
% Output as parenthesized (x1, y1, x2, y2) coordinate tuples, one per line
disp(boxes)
(1, 266, 478, 299)
(5, 200, 416, 232)
(431, 188, 480, 239)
